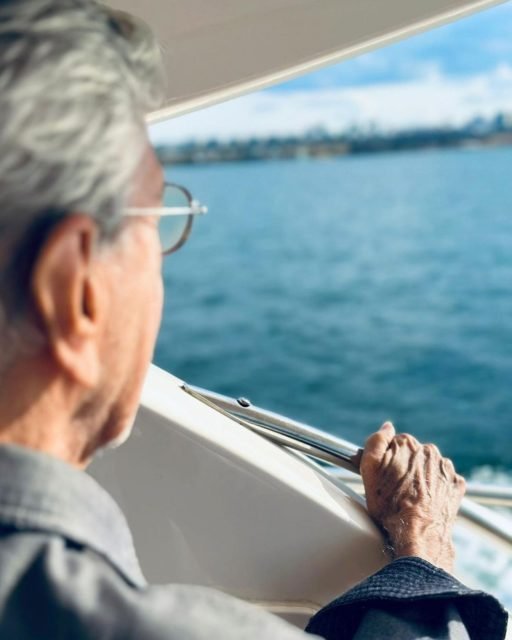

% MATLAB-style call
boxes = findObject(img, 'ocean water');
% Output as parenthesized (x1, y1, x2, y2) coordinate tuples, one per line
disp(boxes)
(155, 146, 512, 476)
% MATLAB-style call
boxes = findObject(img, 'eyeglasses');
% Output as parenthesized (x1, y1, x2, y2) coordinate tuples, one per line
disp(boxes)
(124, 183, 207, 255)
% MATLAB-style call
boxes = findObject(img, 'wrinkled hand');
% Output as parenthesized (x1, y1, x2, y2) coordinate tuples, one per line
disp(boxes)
(359, 422, 466, 572)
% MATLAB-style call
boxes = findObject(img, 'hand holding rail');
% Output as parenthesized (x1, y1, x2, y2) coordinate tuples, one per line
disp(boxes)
(182, 384, 512, 546)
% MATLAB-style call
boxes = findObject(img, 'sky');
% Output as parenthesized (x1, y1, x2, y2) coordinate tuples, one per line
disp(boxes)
(150, 1, 512, 144)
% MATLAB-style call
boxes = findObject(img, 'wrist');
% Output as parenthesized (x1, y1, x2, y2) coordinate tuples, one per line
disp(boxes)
(382, 515, 455, 572)
(393, 543, 455, 573)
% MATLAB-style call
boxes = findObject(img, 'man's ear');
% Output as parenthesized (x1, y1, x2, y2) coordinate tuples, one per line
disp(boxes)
(31, 214, 104, 388)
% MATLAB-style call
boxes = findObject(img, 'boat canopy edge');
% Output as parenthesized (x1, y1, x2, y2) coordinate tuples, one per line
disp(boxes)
(106, 0, 507, 122)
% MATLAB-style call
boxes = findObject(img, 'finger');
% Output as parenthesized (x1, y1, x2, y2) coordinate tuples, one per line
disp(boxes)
(441, 457, 455, 479)
(423, 444, 441, 474)
(382, 444, 395, 469)
(424, 443, 441, 458)
(456, 474, 467, 496)
(394, 433, 421, 451)
(421, 446, 439, 496)
(385, 438, 417, 482)
(363, 422, 396, 462)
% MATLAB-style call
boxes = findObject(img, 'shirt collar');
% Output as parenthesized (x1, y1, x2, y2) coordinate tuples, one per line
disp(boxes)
(0, 444, 146, 588)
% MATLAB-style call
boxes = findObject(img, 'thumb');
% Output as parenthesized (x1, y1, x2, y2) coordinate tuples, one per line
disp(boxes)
(363, 421, 395, 462)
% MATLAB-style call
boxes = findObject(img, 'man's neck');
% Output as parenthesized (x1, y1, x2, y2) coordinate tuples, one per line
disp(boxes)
(0, 355, 92, 468)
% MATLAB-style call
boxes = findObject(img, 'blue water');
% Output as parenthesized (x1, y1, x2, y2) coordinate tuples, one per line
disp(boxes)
(155, 146, 512, 475)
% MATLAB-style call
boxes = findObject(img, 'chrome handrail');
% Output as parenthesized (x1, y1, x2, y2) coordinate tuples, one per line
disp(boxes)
(183, 384, 512, 546)
(184, 384, 361, 472)
(329, 471, 512, 509)
(462, 483, 512, 508)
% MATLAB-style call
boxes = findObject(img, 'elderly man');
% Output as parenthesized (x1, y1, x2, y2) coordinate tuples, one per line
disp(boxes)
(0, 0, 507, 638)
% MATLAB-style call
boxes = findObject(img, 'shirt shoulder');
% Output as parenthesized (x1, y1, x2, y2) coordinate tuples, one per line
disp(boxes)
(0, 528, 311, 640)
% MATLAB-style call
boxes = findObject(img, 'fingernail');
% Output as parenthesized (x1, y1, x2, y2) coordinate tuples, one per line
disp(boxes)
(380, 421, 394, 430)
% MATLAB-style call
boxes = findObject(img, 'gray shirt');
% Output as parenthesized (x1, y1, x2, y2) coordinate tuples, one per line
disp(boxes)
(0, 445, 504, 639)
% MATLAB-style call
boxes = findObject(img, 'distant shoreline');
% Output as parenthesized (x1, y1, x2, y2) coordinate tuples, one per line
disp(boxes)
(156, 114, 512, 166)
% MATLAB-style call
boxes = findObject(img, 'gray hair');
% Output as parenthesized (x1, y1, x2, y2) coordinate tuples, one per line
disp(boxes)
(0, 0, 165, 369)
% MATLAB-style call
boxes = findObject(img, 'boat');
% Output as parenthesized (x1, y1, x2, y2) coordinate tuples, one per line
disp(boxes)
(96, 0, 512, 629)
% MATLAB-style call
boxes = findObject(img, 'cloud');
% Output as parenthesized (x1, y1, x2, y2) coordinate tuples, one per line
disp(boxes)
(150, 64, 512, 144)
(149, 3, 512, 144)
(271, 2, 512, 91)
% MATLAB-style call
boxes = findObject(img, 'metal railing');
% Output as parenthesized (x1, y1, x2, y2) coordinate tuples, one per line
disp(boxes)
(183, 384, 512, 546)
(325, 470, 512, 508)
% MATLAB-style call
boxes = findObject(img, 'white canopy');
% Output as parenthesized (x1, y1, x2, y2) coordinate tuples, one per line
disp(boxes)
(107, 0, 506, 122)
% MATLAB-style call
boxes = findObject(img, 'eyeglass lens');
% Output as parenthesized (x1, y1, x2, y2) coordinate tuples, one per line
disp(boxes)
(159, 184, 192, 254)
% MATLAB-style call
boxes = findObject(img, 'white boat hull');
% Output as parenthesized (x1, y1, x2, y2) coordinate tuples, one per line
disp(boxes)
(90, 365, 387, 626)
